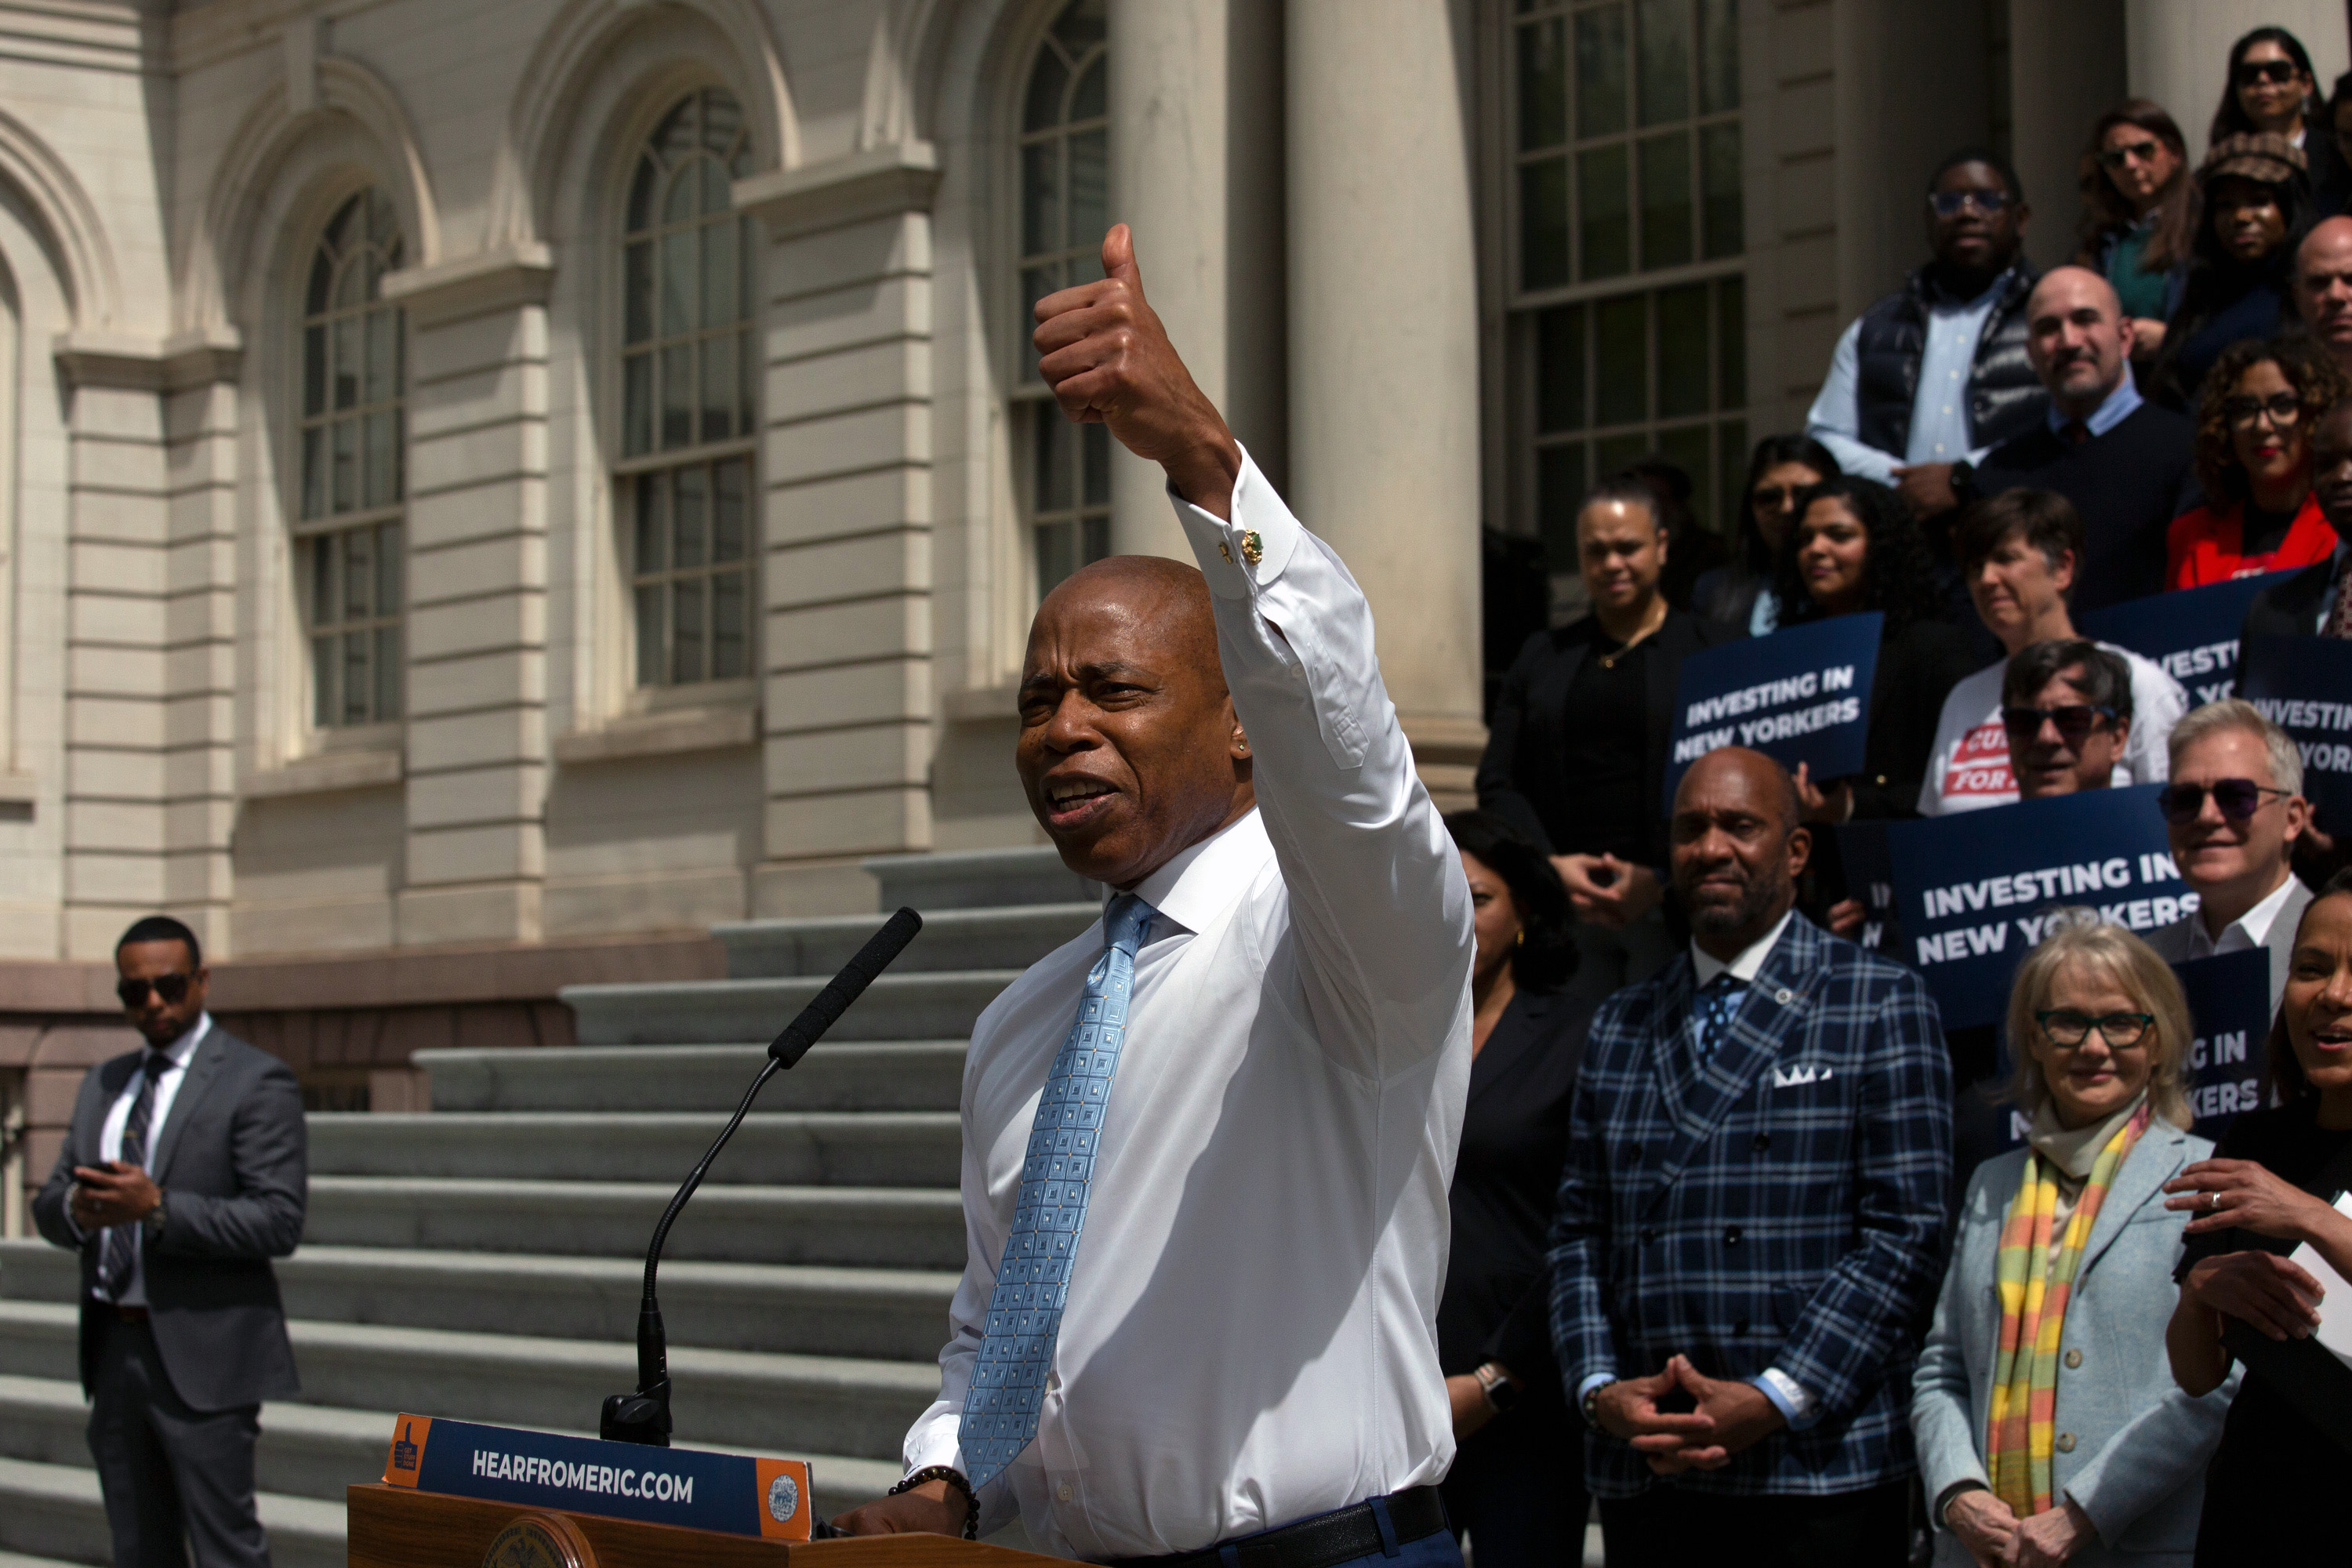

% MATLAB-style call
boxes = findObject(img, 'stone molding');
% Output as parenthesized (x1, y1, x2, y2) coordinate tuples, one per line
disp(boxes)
(733, 141, 940, 240)
(380, 243, 557, 324)
(241, 746, 405, 800)
(52, 326, 245, 393)
(551, 702, 758, 764)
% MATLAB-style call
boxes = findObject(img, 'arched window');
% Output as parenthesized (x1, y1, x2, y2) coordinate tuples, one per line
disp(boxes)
(1015, 0, 1109, 598)
(297, 188, 406, 728)
(619, 87, 757, 688)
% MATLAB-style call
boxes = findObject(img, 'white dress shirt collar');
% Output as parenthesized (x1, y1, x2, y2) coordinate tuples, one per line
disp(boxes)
(2190, 872, 2300, 958)
(2048, 372, 2142, 439)
(153, 1011, 211, 1069)
(1690, 908, 1797, 989)
(1127, 808, 1272, 940)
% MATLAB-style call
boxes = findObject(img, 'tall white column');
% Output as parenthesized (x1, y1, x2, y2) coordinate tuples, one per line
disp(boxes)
(2127, 0, 2350, 165)
(1286, 0, 1484, 787)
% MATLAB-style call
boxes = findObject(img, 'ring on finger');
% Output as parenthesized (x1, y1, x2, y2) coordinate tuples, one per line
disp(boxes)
(2209, 1190, 2223, 1212)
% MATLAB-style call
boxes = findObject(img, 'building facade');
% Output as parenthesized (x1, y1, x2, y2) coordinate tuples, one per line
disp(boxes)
(0, 0, 2343, 1215)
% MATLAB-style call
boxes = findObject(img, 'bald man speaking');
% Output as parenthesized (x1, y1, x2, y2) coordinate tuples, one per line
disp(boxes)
(834, 226, 1473, 1568)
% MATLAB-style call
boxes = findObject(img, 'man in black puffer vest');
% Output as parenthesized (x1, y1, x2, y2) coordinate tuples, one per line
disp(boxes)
(1807, 149, 2046, 524)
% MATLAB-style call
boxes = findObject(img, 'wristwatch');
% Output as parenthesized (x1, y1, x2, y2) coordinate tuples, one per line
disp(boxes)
(1472, 1362, 1520, 1414)
(142, 1191, 167, 1240)
(1580, 1381, 1607, 1432)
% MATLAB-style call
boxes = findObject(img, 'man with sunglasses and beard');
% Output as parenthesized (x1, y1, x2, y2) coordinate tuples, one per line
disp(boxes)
(33, 915, 306, 1568)
(2144, 702, 2315, 1016)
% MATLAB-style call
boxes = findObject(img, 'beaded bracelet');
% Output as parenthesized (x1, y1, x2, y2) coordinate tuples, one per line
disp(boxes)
(891, 1465, 979, 1541)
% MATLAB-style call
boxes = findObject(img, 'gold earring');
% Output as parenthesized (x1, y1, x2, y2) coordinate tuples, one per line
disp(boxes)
(1515, 931, 1526, 946)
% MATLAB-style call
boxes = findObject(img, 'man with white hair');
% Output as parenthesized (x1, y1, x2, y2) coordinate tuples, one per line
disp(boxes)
(2143, 700, 2314, 1014)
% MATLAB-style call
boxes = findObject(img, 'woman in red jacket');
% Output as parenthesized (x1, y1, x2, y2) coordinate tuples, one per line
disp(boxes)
(2167, 334, 2351, 586)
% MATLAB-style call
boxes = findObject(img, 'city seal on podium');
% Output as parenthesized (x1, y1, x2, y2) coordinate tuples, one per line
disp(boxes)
(481, 1512, 594, 1568)
(767, 1471, 801, 1525)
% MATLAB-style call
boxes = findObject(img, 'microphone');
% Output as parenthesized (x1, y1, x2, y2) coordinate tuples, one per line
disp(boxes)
(601, 906, 924, 1447)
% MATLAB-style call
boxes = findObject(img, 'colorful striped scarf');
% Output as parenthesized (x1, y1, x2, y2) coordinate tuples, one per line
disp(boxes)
(1985, 1101, 2151, 1515)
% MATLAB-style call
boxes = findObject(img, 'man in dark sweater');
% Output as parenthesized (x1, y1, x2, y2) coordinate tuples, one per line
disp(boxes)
(1963, 266, 2198, 612)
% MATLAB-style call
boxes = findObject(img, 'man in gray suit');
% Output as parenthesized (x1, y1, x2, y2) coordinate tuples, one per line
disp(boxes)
(2143, 702, 2314, 1014)
(33, 915, 307, 1568)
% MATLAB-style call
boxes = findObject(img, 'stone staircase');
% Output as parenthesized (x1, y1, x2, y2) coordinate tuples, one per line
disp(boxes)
(0, 848, 1095, 1568)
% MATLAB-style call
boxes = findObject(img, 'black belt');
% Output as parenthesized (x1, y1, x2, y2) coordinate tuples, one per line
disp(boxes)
(1107, 1487, 1449, 1568)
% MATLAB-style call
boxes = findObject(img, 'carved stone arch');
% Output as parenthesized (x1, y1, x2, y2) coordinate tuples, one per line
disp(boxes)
(492, 0, 797, 251)
(180, 60, 441, 336)
(0, 103, 118, 331)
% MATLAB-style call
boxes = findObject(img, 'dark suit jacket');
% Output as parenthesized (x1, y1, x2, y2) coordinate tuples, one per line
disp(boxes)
(2241, 553, 2339, 640)
(32, 1025, 307, 1411)
(1474, 610, 1737, 865)
(1548, 913, 1953, 1497)
(1849, 616, 1980, 822)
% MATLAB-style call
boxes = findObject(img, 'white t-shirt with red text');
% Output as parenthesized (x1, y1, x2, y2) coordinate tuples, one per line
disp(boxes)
(1916, 642, 2188, 815)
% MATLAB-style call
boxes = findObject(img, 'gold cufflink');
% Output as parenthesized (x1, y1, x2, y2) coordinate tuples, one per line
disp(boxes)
(1218, 543, 1233, 563)
(1240, 532, 1263, 564)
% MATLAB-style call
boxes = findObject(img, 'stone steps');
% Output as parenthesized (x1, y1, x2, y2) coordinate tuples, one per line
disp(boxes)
(714, 904, 1096, 978)
(561, 971, 1020, 1047)
(866, 846, 1096, 911)
(0, 1454, 346, 1568)
(307, 1110, 960, 1186)
(301, 1177, 966, 1268)
(416, 1041, 965, 1114)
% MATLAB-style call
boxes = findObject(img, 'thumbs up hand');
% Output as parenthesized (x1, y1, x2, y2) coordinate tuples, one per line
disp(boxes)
(1033, 223, 1242, 519)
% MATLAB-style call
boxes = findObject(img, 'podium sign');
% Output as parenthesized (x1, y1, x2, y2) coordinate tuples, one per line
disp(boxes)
(382, 1413, 816, 1541)
(1664, 613, 1882, 811)
(2077, 571, 2294, 706)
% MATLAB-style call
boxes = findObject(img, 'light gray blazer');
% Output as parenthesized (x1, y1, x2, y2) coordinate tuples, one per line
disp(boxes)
(1910, 1120, 2238, 1567)
(2143, 874, 2313, 1017)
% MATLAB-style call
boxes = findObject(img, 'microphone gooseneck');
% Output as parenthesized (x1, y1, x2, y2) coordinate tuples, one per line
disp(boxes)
(600, 906, 924, 1446)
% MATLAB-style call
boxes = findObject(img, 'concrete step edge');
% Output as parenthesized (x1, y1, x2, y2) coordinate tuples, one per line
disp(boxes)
(303, 1176, 961, 1208)
(260, 1244, 963, 1297)
(0, 1455, 346, 1539)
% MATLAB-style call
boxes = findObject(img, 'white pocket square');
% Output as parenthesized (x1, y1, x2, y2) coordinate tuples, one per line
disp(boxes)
(1771, 1064, 1833, 1088)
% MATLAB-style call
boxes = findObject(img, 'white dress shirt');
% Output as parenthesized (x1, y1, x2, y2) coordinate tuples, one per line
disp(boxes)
(901, 452, 1474, 1558)
(2185, 872, 2300, 961)
(87, 1011, 210, 1307)
(1806, 278, 2006, 482)
(2045, 372, 2142, 439)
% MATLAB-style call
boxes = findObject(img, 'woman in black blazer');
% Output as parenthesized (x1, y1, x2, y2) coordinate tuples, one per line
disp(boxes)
(1437, 811, 1615, 1568)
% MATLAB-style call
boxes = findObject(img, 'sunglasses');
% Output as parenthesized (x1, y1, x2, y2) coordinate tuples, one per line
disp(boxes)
(2036, 1008, 2155, 1048)
(2237, 59, 2301, 87)
(1929, 189, 2010, 218)
(2223, 392, 2302, 427)
(2156, 777, 2292, 824)
(116, 973, 193, 1008)
(2098, 139, 2164, 170)
(2000, 704, 2115, 745)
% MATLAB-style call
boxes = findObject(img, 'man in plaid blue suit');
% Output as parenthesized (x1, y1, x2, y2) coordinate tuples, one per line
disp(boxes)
(1550, 748, 1952, 1566)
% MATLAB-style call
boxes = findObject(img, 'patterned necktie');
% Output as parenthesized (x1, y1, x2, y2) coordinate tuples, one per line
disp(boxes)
(1690, 974, 1748, 1059)
(960, 893, 1157, 1490)
(2326, 555, 2352, 640)
(98, 1051, 173, 1301)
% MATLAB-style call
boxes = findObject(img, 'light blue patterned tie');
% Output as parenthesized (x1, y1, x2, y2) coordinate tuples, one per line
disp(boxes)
(960, 892, 1157, 1489)
(1691, 974, 1747, 1059)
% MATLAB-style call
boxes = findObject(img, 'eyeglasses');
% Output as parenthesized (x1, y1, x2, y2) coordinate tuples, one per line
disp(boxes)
(116, 974, 192, 1008)
(2000, 704, 2116, 745)
(1929, 189, 2011, 218)
(2237, 58, 2300, 88)
(1751, 485, 1802, 511)
(2098, 139, 2164, 170)
(2223, 391, 2303, 427)
(2036, 1009, 2156, 1048)
(2156, 777, 2293, 823)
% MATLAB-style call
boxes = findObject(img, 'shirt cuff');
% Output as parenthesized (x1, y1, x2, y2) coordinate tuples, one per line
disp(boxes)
(1750, 1367, 1820, 1430)
(1576, 1372, 1615, 1404)
(1165, 444, 1298, 601)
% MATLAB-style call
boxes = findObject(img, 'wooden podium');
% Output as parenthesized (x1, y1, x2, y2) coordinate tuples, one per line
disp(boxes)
(349, 1485, 1066, 1568)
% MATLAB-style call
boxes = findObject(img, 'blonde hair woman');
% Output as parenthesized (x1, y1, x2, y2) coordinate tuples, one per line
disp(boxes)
(1911, 918, 2234, 1567)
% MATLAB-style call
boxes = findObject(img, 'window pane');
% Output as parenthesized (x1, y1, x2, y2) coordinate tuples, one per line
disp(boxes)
(1699, 0, 1739, 114)
(1717, 276, 1747, 409)
(713, 568, 747, 680)
(635, 473, 666, 573)
(1534, 304, 1585, 433)
(635, 583, 664, 688)
(365, 308, 398, 403)
(627, 154, 659, 234)
(1594, 431, 1649, 481)
(661, 343, 693, 448)
(1657, 282, 1709, 417)
(1022, 142, 1061, 256)
(1054, 0, 1106, 53)
(378, 522, 403, 612)
(1700, 122, 1744, 258)
(1593, 292, 1648, 426)
(364, 409, 397, 509)
(1634, 0, 1692, 126)
(307, 249, 334, 316)
(1083, 423, 1110, 507)
(332, 317, 361, 408)
(701, 90, 740, 158)
(303, 326, 326, 416)
(310, 538, 336, 629)
(1573, 4, 1629, 139)
(663, 164, 698, 227)
(698, 157, 729, 222)
(739, 325, 758, 437)
(660, 229, 693, 336)
(1578, 144, 1632, 279)
(623, 354, 653, 457)
(1035, 412, 1073, 513)
(1070, 56, 1105, 122)
(702, 332, 737, 444)
(1024, 46, 1069, 132)
(1657, 423, 1711, 529)
(738, 216, 756, 318)
(1536, 442, 1587, 570)
(1717, 417, 1750, 534)
(702, 215, 738, 329)
(1069, 129, 1108, 251)
(343, 528, 374, 620)
(1638, 132, 1693, 269)
(671, 578, 706, 685)
(674, 463, 708, 571)
(375, 625, 401, 720)
(713, 458, 748, 561)
(1036, 520, 1077, 601)
(332, 418, 358, 513)
(301, 428, 325, 521)
(1080, 514, 1109, 567)
(1520, 159, 1570, 290)
(1518, 18, 1567, 152)
(343, 630, 370, 725)
(625, 241, 653, 343)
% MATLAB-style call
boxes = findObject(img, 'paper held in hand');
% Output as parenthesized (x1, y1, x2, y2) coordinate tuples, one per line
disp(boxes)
(2288, 1192, 2352, 1370)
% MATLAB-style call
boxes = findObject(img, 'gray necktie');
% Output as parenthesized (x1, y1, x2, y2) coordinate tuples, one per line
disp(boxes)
(96, 1051, 172, 1301)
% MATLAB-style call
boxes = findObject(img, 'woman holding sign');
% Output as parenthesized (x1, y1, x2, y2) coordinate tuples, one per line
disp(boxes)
(2165, 869, 2352, 1565)
(1775, 476, 1979, 822)
(1912, 920, 2230, 1568)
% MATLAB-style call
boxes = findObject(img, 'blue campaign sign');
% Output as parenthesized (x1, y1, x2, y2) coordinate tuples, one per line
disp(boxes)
(1833, 820, 1903, 957)
(1884, 785, 2190, 1029)
(2171, 949, 2271, 1140)
(2239, 634, 2352, 830)
(1664, 612, 1882, 812)
(2077, 571, 2294, 706)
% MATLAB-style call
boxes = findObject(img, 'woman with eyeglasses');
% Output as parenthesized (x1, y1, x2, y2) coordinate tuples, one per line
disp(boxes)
(1690, 434, 1838, 637)
(1775, 475, 1977, 825)
(2078, 102, 2198, 365)
(1913, 918, 2231, 1568)
(2163, 868, 2352, 1566)
(2209, 27, 2342, 207)
(2154, 134, 2309, 408)
(2165, 336, 2350, 588)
